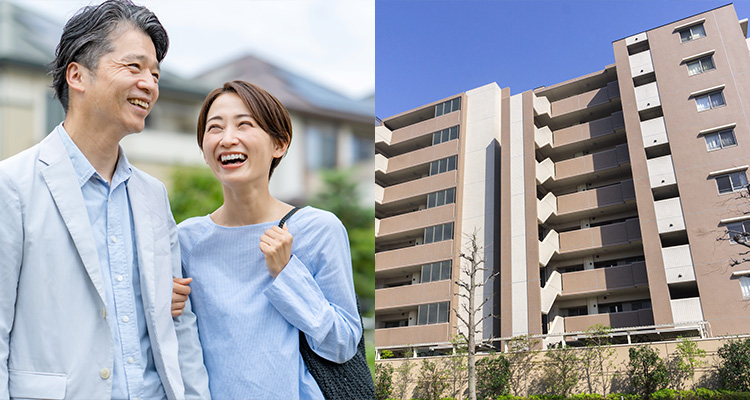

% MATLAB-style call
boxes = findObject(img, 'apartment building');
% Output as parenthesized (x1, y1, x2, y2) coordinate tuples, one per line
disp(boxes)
(375, 4, 750, 356)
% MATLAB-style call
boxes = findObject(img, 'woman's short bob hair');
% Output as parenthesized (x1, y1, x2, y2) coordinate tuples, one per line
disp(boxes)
(197, 80, 292, 178)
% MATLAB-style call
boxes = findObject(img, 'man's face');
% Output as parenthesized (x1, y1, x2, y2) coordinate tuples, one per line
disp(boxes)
(81, 26, 160, 138)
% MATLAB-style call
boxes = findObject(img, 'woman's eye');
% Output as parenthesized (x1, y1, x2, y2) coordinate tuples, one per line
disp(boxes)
(207, 125, 222, 132)
(240, 121, 253, 127)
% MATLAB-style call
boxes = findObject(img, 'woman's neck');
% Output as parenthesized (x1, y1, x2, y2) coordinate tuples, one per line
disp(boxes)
(211, 182, 292, 227)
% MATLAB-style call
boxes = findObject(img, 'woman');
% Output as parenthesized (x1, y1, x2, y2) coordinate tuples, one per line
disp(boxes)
(172, 81, 362, 399)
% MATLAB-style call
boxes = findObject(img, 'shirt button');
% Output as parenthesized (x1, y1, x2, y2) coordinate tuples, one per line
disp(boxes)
(111, 236, 117, 243)
(122, 315, 129, 323)
(116, 275, 124, 282)
(128, 357, 135, 364)
(99, 368, 110, 379)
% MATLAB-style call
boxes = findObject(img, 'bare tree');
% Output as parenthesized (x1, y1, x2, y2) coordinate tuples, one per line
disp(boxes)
(714, 184, 750, 266)
(455, 229, 498, 400)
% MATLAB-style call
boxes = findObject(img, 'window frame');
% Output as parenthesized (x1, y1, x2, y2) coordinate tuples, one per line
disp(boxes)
(686, 55, 715, 76)
(740, 276, 750, 299)
(715, 171, 748, 195)
(704, 128, 737, 151)
(695, 91, 725, 111)
(679, 23, 706, 43)
(725, 220, 750, 244)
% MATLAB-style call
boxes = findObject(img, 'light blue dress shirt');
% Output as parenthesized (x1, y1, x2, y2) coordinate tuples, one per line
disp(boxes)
(179, 206, 362, 399)
(58, 126, 165, 400)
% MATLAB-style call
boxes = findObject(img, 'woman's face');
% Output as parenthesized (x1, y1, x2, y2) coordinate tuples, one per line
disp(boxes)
(201, 92, 286, 188)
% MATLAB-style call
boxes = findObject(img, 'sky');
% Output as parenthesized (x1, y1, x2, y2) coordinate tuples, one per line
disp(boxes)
(376, 0, 750, 119)
(12, 0, 375, 99)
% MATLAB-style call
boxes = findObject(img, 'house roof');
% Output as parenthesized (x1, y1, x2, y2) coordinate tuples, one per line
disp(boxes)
(197, 54, 374, 125)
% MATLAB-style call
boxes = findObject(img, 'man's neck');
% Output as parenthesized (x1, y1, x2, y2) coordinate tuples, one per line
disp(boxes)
(62, 118, 124, 183)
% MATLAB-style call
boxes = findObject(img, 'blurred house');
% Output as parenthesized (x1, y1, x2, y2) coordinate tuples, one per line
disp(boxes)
(0, 0, 374, 205)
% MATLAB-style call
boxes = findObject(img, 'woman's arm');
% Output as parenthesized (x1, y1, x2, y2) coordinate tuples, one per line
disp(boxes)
(262, 211, 362, 363)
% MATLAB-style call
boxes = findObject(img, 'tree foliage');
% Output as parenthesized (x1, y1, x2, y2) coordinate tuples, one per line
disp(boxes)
(476, 354, 510, 399)
(506, 335, 538, 397)
(412, 359, 449, 400)
(543, 344, 581, 397)
(375, 363, 394, 400)
(580, 324, 617, 396)
(393, 357, 415, 400)
(169, 166, 223, 224)
(717, 337, 750, 391)
(628, 345, 668, 395)
(445, 337, 469, 399)
(672, 337, 706, 389)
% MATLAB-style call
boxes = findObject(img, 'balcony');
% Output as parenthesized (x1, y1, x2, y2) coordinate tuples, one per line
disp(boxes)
(550, 82, 620, 118)
(375, 280, 452, 311)
(388, 112, 461, 146)
(640, 117, 668, 149)
(653, 197, 686, 234)
(379, 170, 457, 205)
(377, 204, 456, 239)
(647, 155, 677, 189)
(629, 50, 654, 79)
(555, 180, 636, 221)
(634, 81, 661, 112)
(671, 298, 704, 324)
(551, 111, 625, 152)
(564, 309, 655, 333)
(375, 323, 450, 347)
(561, 262, 648, 298)
(558, 218, 641, 257)
(662, 245, 696, 284)
(376, 240, 453, 273)
(376, 125, 392, 147)
(555, 144, 630, 181)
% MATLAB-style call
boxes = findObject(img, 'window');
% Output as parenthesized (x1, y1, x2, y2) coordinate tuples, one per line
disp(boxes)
(435, 98, 461, 117)
(424, 222, 454, 244)
(432, 126, 459, 145)
(740, 276, 750, 299)
(725, 220, 750, 243)
(695, 91, 725, 111)
(687, 55, 715, 76)
(705, 129, 737, 151)
(351, 133, 372, 163)
(715, 171, 748, 194)
(417, 302, 449, 325)
(384, 320, 408, 328)
(421, 260, 452, 283)
(429, 155, 457, 176)
(680, 24, 706, 42)
(426, 188, 456, 209)
(306, 122, 338, 169)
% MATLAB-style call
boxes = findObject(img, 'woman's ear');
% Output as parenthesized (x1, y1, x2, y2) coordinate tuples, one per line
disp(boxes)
(272, 139, 289, 158)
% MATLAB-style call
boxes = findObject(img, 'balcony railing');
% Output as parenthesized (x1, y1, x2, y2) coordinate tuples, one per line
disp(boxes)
(564, 309, 654, 333)
(375, 280, 452, 311)
(375, 323, 450, 347)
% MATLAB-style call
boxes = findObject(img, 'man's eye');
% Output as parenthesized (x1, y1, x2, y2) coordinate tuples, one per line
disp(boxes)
(128, 63, 140, 70)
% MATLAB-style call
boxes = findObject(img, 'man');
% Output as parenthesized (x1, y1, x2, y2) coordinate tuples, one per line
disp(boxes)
(0, 1, 209, 399)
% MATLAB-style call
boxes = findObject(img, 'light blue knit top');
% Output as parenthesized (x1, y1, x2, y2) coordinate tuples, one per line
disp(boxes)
(178, 206, 362, 399)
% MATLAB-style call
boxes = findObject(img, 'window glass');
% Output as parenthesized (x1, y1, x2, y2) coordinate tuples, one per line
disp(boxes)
(680, 29, 692, 42)
(432, 132, 440, 146)
(427, 193, 436, 208)
(445, 222, 454, 240)
(424, 226, 434, 244)
(701, 56, 715, 71)
(705, 133, 722, 150)
(450, 126, 459, 140)
(732, 172, 748, 190)
(740, 277, 750, 299)
(447, 155, 457, 171)
(447, 188, 456, 204)
(687, 60, 702, 76)
(696, 95, 712, 111)
(437, 302, 449, 323)
(710, 92, 725, 108)
(428, 303, 438, 324)
(441, 261, 451, 280)
(418, 305, 428, 325)
(716, 175, 732, 194)
(430, 160, 439, 175)
(421, 264, 431, 283)
(306, 122, 337, 170)
(431, 262, 441, 282)
(691, 24, 706, 39)
(436, 190, 445, 207)
(719, 130, 737, 147)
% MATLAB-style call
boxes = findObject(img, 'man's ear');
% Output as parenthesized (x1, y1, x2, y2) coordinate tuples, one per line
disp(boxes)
(66, 62, 87, 94)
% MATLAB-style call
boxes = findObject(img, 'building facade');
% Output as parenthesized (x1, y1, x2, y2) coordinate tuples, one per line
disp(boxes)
(375, 4, 750, 356)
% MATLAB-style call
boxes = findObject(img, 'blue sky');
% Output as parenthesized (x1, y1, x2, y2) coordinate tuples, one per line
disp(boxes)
(376, 0, 750, 119)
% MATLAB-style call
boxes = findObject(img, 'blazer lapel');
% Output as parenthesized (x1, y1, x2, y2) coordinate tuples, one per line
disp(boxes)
(128, 175, 157, 311)
(38, 132, 107, 305)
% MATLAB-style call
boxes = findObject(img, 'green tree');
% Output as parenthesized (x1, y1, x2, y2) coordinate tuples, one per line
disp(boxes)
(580, 324, 617, 396)
(445, 337, 468, 399)
(717, 337, 750, 391)
(310, 169, 375, 311)
(542, 344, 580, 397)
(393, 356, 415, 400)
(476, 354, 510, 399)
(628, 344, 668, 396)
(672, 337, 706, 389)
(412, 359, 449, 400)
(169, 166, 223, 224)
(375, 363, 394, 400)
(506, 335, 538, 397)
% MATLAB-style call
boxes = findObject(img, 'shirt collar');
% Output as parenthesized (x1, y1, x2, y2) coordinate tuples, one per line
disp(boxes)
(56, 123, 133, 188)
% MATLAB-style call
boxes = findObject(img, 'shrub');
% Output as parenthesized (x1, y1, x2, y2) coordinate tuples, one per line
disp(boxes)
(717, 337, 750, 391)
(650, 388, 677, 399)
(628, 345, 668, 395)
(375, 363, 394, 400)
(542, 345, 581, 397)
(693, 387, 717, 399)
(477, 354, 511, 399)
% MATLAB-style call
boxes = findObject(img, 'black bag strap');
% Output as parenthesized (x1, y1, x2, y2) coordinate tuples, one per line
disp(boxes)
(278, 206, 301, 228)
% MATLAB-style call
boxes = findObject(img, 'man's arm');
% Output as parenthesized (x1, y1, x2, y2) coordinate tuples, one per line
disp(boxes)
(162, 187, 210, 399)
(0, 170, 24, 399)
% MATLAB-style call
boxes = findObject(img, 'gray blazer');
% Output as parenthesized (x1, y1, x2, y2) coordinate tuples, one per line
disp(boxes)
(0, 130, 210, 399)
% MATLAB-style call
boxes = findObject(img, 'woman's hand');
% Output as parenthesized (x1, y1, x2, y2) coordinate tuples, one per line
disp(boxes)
(172, 277, 192, 317)
(259, 225, 293, 278)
